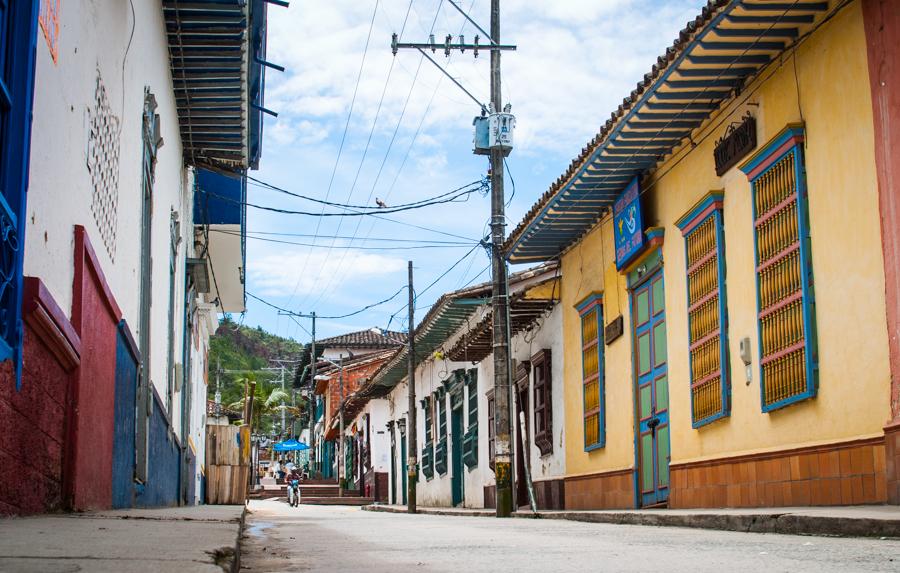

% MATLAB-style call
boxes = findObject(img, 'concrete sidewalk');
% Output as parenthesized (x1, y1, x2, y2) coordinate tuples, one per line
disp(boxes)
(363, 503, 900, 538)
(0, 505, 246, 572)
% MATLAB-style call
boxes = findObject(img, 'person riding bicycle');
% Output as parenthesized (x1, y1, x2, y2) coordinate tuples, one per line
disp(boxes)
(286, 467, 302, 507)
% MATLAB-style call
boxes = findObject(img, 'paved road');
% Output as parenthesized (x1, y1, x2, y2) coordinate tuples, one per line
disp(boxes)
(241, 500, 900, 573)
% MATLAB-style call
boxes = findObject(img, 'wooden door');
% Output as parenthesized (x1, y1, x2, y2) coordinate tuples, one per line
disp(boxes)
(451, 405, 465, 506)
(632, 269, 670, 507)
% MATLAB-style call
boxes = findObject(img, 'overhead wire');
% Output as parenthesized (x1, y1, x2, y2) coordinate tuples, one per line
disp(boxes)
(246, 175, 485, 211)
(305, 0, 446, 310)
(213, 229, 476, 251)
(283, 0, 381, 311)
(247, 284, 407, 320)
(312, 0, 479, 311)
(199, 180, 484, 217)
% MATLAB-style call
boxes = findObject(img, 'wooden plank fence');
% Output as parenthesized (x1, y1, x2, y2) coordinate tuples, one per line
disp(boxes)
(206, 424, 250, 504)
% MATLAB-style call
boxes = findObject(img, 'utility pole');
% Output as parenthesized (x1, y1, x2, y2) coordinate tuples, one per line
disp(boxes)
(278, 309, 318, 474)
(391, 0, 515, 518)
(488, 0, 513, 519)
(309, 313, 317, 474)
(338, 354, 344, 498)
(407, 261, 417, 513)
(280, 364, 286, 433)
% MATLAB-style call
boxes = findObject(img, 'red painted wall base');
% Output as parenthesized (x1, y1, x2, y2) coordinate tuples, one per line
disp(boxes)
(0, 278, 81, 515)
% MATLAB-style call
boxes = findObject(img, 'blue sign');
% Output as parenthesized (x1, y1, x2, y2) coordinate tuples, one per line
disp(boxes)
(613, 177, 645, 270)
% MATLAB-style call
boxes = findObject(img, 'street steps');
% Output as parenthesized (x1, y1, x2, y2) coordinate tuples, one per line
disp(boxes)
(300, 496, 374, 506)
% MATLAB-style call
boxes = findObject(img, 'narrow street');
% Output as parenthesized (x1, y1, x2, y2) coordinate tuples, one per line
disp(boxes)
(241, 501, 900, 573)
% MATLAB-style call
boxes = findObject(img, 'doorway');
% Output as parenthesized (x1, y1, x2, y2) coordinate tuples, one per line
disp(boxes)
(450, 404, 465, 506)
(399, 421, 407, 505)
(632, 268, 670, 507)
(514, 362, 530, 508)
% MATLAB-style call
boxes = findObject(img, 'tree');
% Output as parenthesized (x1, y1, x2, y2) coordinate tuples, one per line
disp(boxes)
(228, 375, 304, 436)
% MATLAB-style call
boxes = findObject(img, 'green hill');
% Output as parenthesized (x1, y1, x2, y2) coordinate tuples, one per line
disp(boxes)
(208, 316, 309, 434)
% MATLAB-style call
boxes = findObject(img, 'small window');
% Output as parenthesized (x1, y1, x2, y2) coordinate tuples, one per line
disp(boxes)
(577, 295, 604, 450)
(486, 389, 496, 471)
(466, 369, 477, 430)
(531, 349, 552, 456)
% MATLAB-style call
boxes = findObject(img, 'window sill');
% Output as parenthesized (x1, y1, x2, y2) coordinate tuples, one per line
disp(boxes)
(584, 442, 605, 453)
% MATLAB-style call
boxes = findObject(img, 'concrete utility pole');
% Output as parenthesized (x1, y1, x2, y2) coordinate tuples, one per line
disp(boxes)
(487, 0, 513, 519)
(392, 0, 515, 518)
(407, 261, 417, 513)
(309, 313, 317, 473)
(278, 309, 318, 474)
(338, 354, 344, 498)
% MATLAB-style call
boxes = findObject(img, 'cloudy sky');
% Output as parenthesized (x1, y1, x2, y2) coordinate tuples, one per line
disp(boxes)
(243, 0, 707, 341)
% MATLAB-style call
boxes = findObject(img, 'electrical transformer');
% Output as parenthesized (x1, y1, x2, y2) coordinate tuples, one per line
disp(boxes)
(472, 107, 515, 156)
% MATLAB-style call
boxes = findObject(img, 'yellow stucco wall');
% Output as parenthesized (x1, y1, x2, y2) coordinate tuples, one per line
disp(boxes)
(560, 2, 890, 477)
(562, 220, 637, 476)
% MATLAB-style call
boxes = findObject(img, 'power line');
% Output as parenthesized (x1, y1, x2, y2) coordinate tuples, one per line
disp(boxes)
(311, 0, 479, 311)
(247, 284, 407, 321)
(247, 175, 485, 211)
(199, 181, 484, 217)
(303, 0, 445, 311)
(243, 230, 473, 245)
(284, 0, 381, 311)
(213, 229, 476, 251)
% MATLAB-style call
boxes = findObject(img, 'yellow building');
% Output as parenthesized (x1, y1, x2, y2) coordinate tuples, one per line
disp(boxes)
(507, 0, 899, 508)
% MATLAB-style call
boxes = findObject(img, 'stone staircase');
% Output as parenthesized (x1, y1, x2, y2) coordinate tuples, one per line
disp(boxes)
(251, 478, 374, 506)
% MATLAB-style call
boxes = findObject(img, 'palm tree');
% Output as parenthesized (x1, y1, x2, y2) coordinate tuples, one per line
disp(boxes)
(228, 377, 302, 435)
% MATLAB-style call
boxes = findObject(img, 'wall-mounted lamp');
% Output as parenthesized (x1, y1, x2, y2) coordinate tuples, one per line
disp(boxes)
(739, 337, 753, 385)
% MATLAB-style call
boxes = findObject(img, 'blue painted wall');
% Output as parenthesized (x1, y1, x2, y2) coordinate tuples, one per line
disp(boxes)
(134, 390, 181, 508)
(194, 169, 244, 225)
(111, 321, 139, 508)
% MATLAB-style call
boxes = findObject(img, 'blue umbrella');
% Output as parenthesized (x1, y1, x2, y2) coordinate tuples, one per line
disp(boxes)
(273, 439, 309, 452)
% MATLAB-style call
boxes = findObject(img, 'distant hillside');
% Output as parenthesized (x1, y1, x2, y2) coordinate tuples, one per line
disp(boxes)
(208, 316, 307, 421)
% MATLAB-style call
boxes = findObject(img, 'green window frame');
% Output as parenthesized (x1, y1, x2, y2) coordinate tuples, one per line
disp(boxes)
(576, 294, 604, 450)
(676, 192, 730, 427)
(740, 125, 818, 412)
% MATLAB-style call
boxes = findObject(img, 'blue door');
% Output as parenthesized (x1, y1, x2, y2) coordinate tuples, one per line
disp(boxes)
(632, 270, 670, 507)
(450, 405, 464, 506)
(112, 321, 139, 508)
(400, 426, 407, 505)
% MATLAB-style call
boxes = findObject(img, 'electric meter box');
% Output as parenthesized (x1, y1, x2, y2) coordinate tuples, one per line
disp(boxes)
(472, 112, 515, 156)
(473, 116, 490, 155)
(489, 112, 515, 150)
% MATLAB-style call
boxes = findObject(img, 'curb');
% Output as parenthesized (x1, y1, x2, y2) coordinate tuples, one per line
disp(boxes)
(218, 505, 247, 573)
(363, 504, 900, 538)
(362, 505, 495, 518)
(527, 511, 900, 538)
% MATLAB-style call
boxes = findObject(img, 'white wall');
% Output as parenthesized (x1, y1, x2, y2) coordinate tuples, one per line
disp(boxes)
(377, 303, 563, 508)
(26, 0, 214, 504)
(510, 305, 566, 483)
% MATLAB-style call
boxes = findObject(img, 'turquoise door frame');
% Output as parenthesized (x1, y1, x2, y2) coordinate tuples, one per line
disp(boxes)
(630, 266, 671, 507)
(450, 405, 464, 506)
(400, 423, 407, 505)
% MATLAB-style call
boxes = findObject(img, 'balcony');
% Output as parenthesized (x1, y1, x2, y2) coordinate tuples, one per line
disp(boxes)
(194, 168, 246, 312)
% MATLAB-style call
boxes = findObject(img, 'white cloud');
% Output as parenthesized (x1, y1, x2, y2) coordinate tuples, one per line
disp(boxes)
(249, 249, 406, 297)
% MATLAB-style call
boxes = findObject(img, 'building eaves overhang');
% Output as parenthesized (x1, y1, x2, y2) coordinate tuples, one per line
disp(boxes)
(357, 261, 560, 398)
(163, 0, 269, 172)
(505, 0, 836, 264)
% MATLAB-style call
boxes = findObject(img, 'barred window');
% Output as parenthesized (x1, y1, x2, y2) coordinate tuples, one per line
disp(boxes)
(532, 349, 552, 456)
(677, 193, 729, 426)
(577, 295, 604, 450)
(741, 126, 817, 411)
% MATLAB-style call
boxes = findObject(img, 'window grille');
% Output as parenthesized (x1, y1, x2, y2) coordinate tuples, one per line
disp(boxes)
(577, 295, 604, 450)
(677, 193, 729, 426)
(87, 72, 121, 261)
(532, 349, 553, 455)
(486, 389, 495, 471)
(741, 126, 817, 411)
